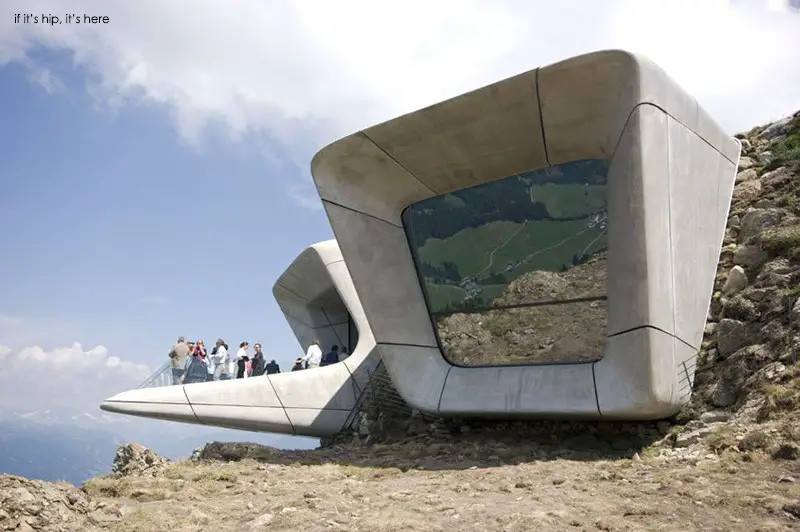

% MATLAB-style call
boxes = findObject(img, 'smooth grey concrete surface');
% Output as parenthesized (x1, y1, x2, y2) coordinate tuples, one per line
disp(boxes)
(100, 240, 380, 437)
(311, 49, 740, 420)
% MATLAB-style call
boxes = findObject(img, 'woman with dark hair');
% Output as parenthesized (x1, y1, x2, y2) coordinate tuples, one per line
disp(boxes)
(182, 340, 209, 385)
(236, 341, 249, 379)
(251, 343, 266, 376)
(193, 339, 207, 360)
(189, 340, 210, 381)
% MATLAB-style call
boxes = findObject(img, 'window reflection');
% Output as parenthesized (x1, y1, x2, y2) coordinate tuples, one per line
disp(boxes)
(403, 159, 609, 366)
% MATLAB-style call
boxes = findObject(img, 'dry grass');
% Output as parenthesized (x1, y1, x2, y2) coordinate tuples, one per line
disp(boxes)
(761, 225, 800, 257)
(705, 425, 738, 452)
(755, 364, 800, 422)
(84, 444, 800, 532)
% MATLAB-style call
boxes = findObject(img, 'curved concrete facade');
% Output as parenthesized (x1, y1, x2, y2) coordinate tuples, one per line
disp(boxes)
(100, 240, 380, 437)
(310, 50, 741, 420)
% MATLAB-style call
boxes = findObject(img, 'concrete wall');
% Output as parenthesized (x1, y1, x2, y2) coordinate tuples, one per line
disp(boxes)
(310, 50, 740, 420)
(101, 240, 380, 437)
(273, 242, 356, 358)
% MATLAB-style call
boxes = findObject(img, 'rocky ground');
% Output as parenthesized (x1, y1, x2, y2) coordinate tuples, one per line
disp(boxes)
(1, 113, 799, 532)
(3, 437, 798, 532)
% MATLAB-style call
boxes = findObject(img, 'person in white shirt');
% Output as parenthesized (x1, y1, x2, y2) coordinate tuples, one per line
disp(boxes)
(301, 339, 323, 369)
(235, 342, 250, 378)
(212, 339, 229, 381)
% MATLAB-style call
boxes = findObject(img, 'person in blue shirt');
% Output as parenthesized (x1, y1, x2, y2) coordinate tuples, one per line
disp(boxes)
(320, 344, 339, 367)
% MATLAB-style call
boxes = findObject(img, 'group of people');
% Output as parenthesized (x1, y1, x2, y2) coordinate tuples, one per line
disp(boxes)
(290, 339, 346, 371)
(167, 337, 280, 385)
(167, 336, 348, 385)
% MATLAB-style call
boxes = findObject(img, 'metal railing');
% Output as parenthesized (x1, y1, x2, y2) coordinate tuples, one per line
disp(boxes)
(137, 361, 174, 389)
(342, 360, 412, 432)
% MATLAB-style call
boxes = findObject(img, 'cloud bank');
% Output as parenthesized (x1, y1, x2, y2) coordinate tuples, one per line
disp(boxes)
(0, 342, 150, 413)
(1, 0, 799, 162)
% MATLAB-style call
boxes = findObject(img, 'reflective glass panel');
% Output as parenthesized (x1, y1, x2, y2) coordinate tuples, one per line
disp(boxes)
(403, 159, 608, 366)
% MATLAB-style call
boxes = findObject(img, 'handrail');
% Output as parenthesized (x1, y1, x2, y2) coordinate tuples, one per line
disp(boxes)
(137, 360, 173, 389)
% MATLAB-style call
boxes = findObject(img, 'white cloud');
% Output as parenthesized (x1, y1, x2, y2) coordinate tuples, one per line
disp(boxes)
(1, 0, 799, 175)
(0, 342, 150, 413)
(0, 314, 80, 350)
(0, 314, 23, 327)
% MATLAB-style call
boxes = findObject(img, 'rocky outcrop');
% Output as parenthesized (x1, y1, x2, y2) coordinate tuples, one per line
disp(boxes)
(0, 474, 119, 531)
(623, 114, 800, 459)
(0, 444, 168, 530)
(111, 443, 170, 477)
(193, 441, 285, 462)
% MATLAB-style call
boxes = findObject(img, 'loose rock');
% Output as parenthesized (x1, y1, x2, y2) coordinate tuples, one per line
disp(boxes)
(722, 266, 748, 295)
(737, 156, 755, 171)
(736, 168, 758, 183)
(759, 116, 792, 140)
(738, 208, 784, 243)
(732, 180, 762, 203)
(732, 245, 768, 270)
(0, 474, 110, 531)
(112, 443, 170, 477)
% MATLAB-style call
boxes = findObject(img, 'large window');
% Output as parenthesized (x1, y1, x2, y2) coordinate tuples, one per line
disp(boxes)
(403, 159, 608, 367)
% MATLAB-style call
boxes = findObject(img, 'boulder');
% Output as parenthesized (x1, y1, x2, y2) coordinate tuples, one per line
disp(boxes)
(739, 138, 752, 153)
(738, 208, 784, 243)
(722, 296, 758, 321)
(732, 245, 768, 270)
(721, 265, 748, 295)
(755, 258, 795, 288)
(716, 319, 751, 357)
(699, 410, 731, 423)
(731, 180, 762, 203)
(712, 344, 770, 407)
(758, 116, 793, 140)
(112, 443, 170, 477)
(735, 168, 758, 183)
(761, 167, 791, 189)
(197, 441, 284, 462)
(737, 156, 755, 171)
(674, 425, 715, 447)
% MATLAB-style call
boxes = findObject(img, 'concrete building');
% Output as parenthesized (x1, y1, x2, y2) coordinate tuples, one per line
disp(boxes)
(310, 49, 740, 421)
(100, 240, 380, 437)
(101, 49, 739, 436)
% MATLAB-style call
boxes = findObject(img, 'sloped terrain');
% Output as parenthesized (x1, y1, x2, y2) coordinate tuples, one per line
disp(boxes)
(2, 112, 800, 532)
(80, 443, 799, 531)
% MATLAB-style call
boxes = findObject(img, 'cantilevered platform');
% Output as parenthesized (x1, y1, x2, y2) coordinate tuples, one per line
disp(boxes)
(100, 240, 380, 437)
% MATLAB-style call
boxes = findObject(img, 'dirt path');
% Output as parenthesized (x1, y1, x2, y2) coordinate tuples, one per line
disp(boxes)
(86, 445, 800, 532)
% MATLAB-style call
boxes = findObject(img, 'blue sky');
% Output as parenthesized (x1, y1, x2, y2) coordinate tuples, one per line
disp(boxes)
(0, 47, 332, 450)
(0, 50, 332, 369)
(0, 0, 798, 448)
